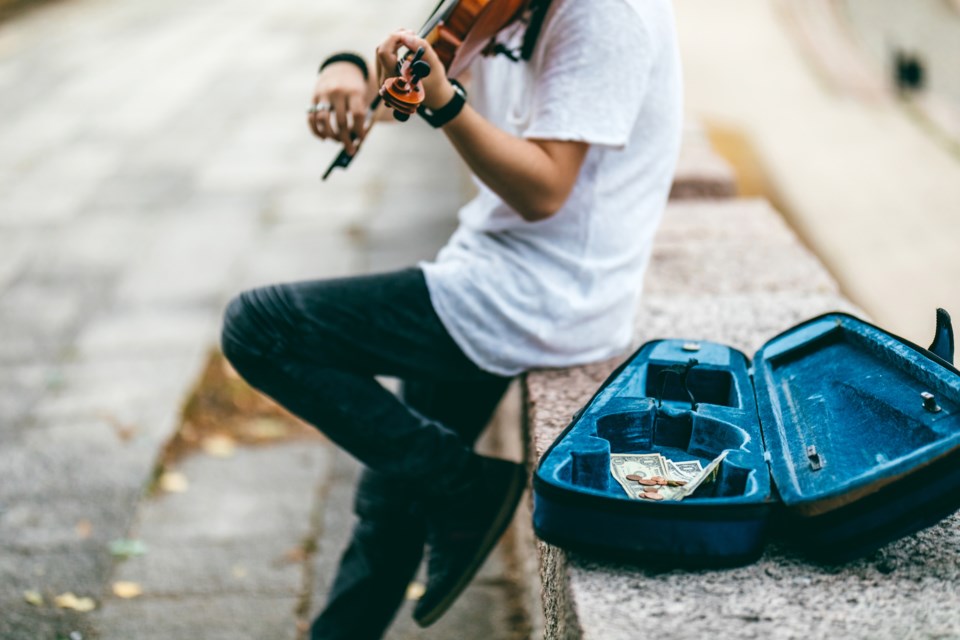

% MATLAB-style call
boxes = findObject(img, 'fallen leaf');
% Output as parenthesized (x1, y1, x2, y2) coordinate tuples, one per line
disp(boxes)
(109, 539, 148, 558)
(242, 417, 288, 441)
(75, 519, 93, 539)
(282, 546, 307, 564)
(111, 581, 142, 599)
(405, 581, 426, 601)
(23, 590, 43, 606)
(99, 412, 138, 442)
(221, 359, 241, 379)
(202, 434, 236, 458)
(54, 592, 96, 612)
(158, 471, 189, 493)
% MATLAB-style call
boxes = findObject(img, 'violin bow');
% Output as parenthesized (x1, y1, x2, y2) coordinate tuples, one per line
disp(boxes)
(321, 0, 458, 180)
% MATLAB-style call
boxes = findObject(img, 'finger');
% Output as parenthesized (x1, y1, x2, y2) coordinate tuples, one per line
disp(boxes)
(331, 94, 354, 154)
(315, 104, 332, 139)
(396, 32, 428, 54)
(307, 98, 324, 138)
(348, 93, 366, 142)
(376, 31, 408, 78)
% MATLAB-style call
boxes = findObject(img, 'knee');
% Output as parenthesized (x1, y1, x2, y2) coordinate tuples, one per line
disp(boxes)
(220, 287, 284, 369)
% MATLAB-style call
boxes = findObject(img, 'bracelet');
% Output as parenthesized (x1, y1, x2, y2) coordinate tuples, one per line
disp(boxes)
(319, 52, 369, 81)
(418, 79, 468, 129)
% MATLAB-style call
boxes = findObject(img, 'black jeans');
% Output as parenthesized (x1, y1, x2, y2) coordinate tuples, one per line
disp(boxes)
(220, 268, 511, 639)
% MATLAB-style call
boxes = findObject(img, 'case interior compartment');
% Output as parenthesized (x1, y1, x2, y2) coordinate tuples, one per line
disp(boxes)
(537, 340, 772, 506)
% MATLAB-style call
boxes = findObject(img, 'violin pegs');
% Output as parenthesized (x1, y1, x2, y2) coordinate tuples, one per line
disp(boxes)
(412, 60, 431, 80)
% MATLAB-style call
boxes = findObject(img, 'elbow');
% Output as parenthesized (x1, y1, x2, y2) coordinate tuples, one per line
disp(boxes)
(517, 192, 569, 223)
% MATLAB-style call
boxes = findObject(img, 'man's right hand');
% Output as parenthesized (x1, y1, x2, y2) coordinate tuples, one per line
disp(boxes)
(308, 61, 370, 155)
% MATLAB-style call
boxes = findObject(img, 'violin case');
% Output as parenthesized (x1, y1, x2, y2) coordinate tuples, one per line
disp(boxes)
(532, 310, 960, 566)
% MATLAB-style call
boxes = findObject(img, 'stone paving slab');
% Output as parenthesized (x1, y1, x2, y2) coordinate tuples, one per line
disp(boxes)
(95, 594, 303, 640)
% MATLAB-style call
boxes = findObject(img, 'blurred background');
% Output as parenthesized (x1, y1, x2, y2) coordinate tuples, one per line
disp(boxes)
(0, 0, 958, 638)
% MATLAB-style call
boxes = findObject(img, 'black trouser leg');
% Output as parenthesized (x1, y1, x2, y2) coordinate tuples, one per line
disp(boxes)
(309, 377, 511, 640)
(219, 268, 511, 639)
(220, 268, 506, 495)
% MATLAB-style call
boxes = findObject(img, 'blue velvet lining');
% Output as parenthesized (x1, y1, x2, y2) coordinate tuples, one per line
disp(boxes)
(754, 315, 960, 508)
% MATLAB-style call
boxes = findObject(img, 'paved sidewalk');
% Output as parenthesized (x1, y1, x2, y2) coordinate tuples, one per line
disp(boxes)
(0, 0, 528, 637)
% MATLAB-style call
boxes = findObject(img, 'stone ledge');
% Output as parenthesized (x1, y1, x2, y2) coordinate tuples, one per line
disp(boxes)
(670, 122, 737, 200)
(522, 198, 960, 639)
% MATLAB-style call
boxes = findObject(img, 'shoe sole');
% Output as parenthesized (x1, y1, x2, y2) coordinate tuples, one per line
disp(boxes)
(413, 463, 527, 627)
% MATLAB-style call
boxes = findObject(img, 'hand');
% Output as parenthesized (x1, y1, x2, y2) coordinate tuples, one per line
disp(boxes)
(376, 30, 456, 112)
(308, 61, 369, 155)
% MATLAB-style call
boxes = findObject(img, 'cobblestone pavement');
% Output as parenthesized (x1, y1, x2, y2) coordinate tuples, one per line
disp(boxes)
(0, 0, 529, 637)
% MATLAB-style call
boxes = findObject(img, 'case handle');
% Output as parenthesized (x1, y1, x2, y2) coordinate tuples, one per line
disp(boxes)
(929, 308, 954, 365)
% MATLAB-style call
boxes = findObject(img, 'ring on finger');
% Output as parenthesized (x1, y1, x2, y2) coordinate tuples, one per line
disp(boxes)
(306, 102, 332, 114)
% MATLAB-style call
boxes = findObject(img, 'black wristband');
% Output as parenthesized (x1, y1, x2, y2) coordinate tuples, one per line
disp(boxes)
(418, 79, 467, 129)
(319, 53, 369, 81)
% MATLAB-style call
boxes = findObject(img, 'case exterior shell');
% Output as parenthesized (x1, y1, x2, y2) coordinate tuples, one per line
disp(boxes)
(532, 312, 960, 565)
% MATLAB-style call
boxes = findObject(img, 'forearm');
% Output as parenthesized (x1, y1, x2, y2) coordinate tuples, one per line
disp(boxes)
(442, 106, 585, 222)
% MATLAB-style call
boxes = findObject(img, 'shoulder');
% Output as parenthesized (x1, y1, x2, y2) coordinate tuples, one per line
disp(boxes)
(539, 0, 656, 52)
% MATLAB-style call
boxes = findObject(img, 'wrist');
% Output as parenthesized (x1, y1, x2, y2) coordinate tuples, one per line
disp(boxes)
(423, 81, 456, 111)
(319, 52, 368, 80)
(418, 79, 467, 128)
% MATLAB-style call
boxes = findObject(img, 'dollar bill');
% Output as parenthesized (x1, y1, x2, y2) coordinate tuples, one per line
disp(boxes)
(610, 453, 668, 499)
(671, 450, 729, 500)
(658, 459, 705, 500)
(611, 451, 727, 501)
(666, 459, 703, 482)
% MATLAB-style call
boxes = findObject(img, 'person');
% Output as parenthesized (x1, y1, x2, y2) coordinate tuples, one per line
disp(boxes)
(220, 0, 682, 637)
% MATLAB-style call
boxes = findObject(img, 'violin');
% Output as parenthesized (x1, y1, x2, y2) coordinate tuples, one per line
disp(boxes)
(322, 0, 525, 180)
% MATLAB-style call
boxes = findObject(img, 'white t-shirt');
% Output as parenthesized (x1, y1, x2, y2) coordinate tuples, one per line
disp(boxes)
(421, 0, 683, 376)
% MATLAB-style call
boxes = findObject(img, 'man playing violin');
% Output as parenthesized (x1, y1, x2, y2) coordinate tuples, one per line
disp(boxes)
(220, 0, 682, 636)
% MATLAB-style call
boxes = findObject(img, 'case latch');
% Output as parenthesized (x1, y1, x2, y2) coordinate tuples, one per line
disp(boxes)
(921, 391, 942, 413)
(806, 445, 824, 471)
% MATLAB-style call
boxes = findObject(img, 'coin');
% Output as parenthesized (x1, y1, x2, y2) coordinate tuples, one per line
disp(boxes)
(666, 480, 688, 487)
(649, 476, 668, 486)
(640, 492, 665, 501)
(637, 478, 660, 486)
(625, 474, 646, 482)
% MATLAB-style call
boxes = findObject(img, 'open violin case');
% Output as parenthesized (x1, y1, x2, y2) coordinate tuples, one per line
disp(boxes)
(532, 310, 960, 566)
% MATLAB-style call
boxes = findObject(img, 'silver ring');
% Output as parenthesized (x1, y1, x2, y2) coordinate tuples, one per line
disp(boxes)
(307, 102, 331, 114)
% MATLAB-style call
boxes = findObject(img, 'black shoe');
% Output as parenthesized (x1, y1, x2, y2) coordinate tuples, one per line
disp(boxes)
(412, 456, 527, 627)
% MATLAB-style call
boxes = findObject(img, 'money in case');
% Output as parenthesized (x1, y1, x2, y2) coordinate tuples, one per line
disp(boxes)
(532, 310, 960, 566)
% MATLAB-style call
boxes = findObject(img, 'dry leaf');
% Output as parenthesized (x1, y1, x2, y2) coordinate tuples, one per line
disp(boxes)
(282, 547, 307, 564)
(242, 417, 287, 441)
(202, 434, 236, 458)
(221, 359, 241, 379)
(112, 582, 142, 599)
(75, 519, 93, 539)
(23, 590, 43, 606)
(158, 471, 189, 493)
(405, 581, 426, 601)
(180, 421, 198, 443)
(54, 592, 96, 612)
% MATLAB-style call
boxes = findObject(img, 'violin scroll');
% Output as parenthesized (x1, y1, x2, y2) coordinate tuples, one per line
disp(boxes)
(379, 48, 432, 122)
